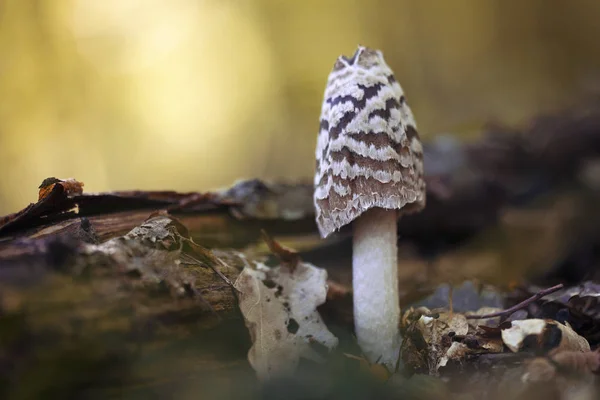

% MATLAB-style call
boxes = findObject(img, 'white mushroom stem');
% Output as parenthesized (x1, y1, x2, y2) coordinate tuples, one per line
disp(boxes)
(352, 207, 400, 371)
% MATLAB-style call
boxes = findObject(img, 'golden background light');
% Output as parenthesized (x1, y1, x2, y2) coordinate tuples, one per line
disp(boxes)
(1, 0, 599, 214)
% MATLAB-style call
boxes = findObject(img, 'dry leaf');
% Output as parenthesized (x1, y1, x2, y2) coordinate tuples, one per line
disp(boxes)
(501, 319, 591, 353)
(402, 308, 508, 374)
(418, 311, 469, 347)
(417, 311, 469, 373)
(436, 342, 470, 370)
(261, 230, 300, 270)
(234, 260, 338, 381)
(38, 177, 84, 201)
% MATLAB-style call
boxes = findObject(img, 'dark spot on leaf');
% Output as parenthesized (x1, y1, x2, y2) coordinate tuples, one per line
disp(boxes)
(287, 318, 299, 334)
(275, 285, 283, 298)
(541, 324, 563, 352)
(521, 334, 540, 352)
(262, 279, 276, 289)
(274, 329, 281, 340)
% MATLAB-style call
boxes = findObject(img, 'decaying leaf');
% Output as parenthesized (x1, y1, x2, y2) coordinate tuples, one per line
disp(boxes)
(38, 177, 84, 200)
(419, 311, 469, 348)
(419, 312, 471, 371)
(261, 230, 300, 270)
(234, 257, 338, 381)
(501, 319, 591, 353)
(404, 310, 470, 373)
(436, 342, 470, 371)
(401, 307, 512, 374)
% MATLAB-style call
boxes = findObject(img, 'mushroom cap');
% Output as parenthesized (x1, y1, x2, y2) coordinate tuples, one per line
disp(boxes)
(314, 46, 426, 238)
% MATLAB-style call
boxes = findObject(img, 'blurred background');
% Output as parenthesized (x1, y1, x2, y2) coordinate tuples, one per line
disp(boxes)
(1, 0, 600, 215)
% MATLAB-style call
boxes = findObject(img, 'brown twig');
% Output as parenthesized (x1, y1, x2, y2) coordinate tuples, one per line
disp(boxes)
(260, 229, 300, 271)
(466, 283, 564, 319)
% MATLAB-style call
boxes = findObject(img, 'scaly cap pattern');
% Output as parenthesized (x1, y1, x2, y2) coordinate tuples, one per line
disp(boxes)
(314, 46, 425, 238)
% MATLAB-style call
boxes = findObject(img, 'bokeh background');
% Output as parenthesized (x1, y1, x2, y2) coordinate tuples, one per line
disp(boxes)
(1, 0, 600, 215)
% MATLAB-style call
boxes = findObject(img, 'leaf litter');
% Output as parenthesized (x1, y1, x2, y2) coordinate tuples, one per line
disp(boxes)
(231, 233, 600, 399)
(234, 234, 338, 382)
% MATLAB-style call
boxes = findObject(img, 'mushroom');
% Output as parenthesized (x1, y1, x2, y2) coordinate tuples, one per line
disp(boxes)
(314, 46, 426, 370)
